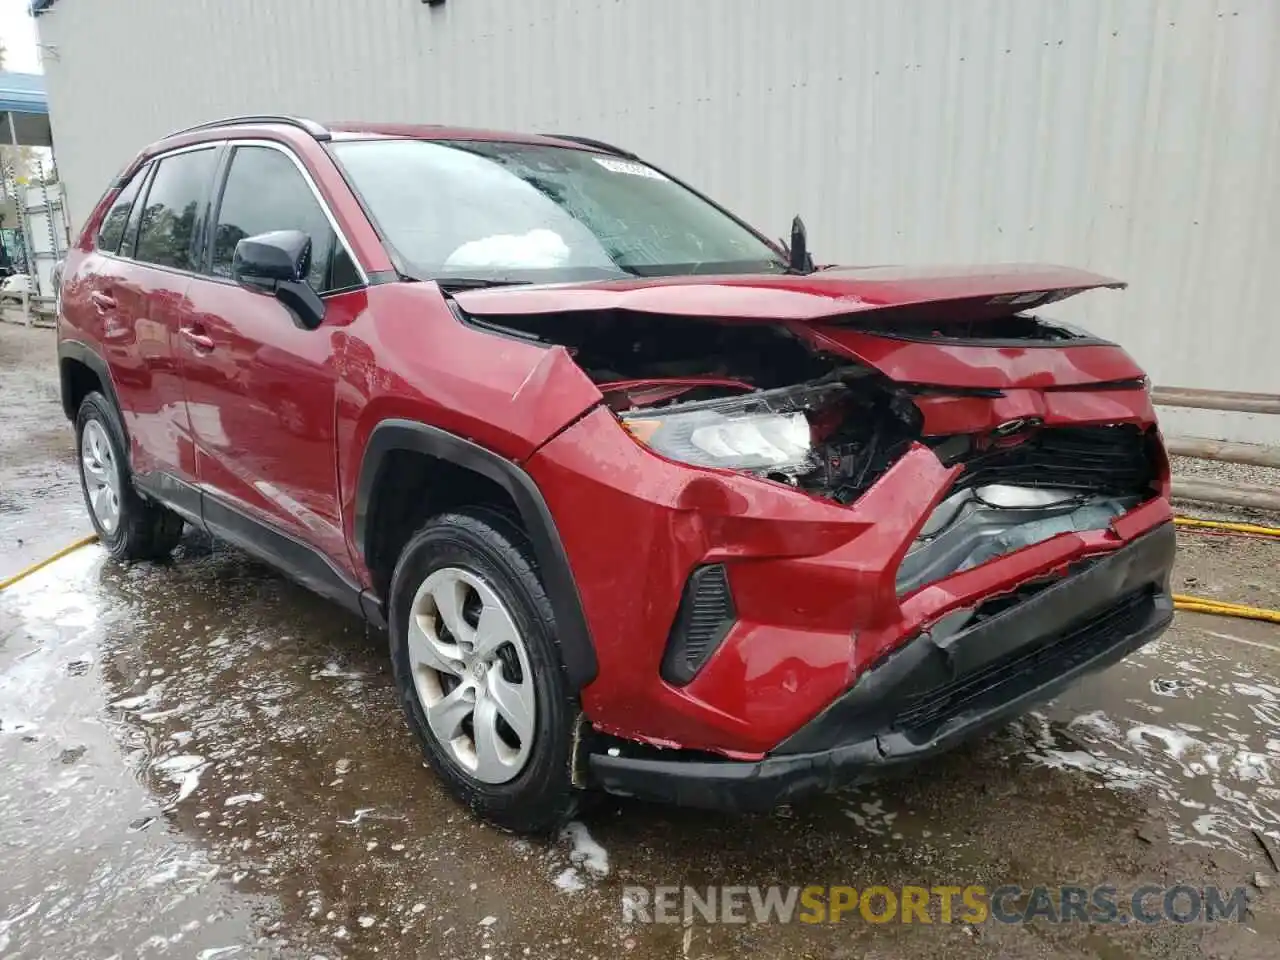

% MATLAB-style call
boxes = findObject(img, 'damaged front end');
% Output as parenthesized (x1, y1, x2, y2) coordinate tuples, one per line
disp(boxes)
(462, 300, 1163, 599)
(614, 378, 921, 505)
(435, 260, 1180, 814)
(466, 305, 927, 503)
(610, 371, 1163, 601)
(898, 483, 1141, 598)
(456, 280, 1172, 780)
(896, 417, 1162, 591)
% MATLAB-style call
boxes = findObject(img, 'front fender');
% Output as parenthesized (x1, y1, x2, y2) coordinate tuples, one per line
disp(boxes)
(352, 419, 598, 690)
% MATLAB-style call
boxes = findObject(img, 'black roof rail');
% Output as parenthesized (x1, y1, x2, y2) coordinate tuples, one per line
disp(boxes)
(543, 134, 635, 159)
(167, 115, 332, 141)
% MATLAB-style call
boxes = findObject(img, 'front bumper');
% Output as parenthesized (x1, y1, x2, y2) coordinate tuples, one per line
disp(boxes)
(587, 523, 1175, 812)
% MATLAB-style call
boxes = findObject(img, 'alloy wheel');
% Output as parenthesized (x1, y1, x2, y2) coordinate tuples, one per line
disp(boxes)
(406, 566, 537, 783)
(81, 419, 121, 535)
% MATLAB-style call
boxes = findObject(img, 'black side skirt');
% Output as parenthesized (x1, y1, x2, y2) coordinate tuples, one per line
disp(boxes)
(134, 471, 380, 626)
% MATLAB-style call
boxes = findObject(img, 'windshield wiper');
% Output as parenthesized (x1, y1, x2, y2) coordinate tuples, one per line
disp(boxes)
(433, 277, 534, 291)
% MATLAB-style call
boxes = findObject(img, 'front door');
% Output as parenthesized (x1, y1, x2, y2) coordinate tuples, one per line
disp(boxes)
(178, 142, 364, 572)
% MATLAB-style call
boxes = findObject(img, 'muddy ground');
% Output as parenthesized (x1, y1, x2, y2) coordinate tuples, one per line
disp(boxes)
(2, 320, 1278, 959)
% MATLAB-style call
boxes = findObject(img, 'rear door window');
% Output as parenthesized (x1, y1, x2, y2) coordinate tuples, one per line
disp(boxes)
(211, 145, 354, 293)
(96, 164, 150, 253)
(133, 148, 218, 271)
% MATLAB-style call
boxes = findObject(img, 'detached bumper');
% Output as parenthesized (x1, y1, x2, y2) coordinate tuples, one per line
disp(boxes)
(587, 523, 1175, 813)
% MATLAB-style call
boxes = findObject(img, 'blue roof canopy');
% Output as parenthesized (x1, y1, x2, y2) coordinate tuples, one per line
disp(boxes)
(0, 72, 46, 115)
(0, 72, 51, 146)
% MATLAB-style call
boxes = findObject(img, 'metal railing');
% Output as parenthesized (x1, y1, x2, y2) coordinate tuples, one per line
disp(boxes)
(1156, 387, 1280, 511)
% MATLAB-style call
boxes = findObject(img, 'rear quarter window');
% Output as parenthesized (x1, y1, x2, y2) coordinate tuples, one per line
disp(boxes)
(95, 164, 149, 254)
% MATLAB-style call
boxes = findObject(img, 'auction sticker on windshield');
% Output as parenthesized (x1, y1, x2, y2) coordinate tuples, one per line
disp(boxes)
(593, 156, 669, 180)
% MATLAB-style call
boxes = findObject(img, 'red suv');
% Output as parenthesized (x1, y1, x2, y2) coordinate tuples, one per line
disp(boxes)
(58, 116, 1175, 832)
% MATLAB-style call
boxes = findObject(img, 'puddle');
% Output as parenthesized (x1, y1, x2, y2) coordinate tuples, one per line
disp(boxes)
(1017, 631, 1280, 855)
(1, 476, 1277, 957)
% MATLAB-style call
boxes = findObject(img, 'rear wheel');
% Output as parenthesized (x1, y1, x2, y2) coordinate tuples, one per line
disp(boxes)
(75, 392, 184, 561)
(389, 508, 579, 833)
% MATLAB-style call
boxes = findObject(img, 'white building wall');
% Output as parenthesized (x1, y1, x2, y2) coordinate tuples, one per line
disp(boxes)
(36, 0, 1280, 442)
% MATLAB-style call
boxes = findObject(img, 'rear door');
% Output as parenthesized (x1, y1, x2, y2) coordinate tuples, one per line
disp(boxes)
(178, 140, 364, 570)
(78, 146, 220, 485)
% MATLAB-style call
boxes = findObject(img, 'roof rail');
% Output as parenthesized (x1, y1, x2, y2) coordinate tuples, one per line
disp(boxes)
(167, 115, 332, 141)
(543, 134, 635, 158)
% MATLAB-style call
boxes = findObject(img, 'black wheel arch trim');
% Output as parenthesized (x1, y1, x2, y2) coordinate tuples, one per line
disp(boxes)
(58, 340, 125, 429)
(354, 419, 598, 689)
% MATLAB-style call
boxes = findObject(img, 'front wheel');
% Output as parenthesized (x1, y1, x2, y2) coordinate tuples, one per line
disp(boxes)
(388, 508, 580, 833)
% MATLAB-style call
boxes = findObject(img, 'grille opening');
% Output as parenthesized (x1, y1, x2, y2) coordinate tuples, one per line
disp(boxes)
(952, 424, 1158, 498)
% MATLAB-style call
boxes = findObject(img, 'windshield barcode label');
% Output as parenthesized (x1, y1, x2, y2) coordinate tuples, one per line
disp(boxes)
(592, 157, 669, 180)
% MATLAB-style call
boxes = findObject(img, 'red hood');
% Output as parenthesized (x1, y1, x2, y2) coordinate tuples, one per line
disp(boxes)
(451, 262, 1146, 395)
(450, 263, 1124, 323)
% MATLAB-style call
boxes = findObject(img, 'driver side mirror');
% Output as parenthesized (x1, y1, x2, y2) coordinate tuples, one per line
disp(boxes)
(232, 229, 326, 330)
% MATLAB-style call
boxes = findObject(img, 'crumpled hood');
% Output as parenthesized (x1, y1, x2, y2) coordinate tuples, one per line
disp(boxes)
(450, 262, 1124, 323)
(449, 261, 1147, 395)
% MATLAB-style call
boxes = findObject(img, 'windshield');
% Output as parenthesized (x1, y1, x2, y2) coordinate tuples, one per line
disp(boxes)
(330, 139, 785, 283)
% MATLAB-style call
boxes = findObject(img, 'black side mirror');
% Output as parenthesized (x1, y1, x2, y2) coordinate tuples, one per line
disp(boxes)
(786, 216, 815, 274)
(232, 229, 326, 330)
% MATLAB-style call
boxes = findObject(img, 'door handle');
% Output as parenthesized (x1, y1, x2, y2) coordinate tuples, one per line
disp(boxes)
(180, 327, 215, 352)
(89, 291, 117, 312)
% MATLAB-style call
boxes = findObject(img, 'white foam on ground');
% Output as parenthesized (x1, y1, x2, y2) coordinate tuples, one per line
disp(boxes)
(1020, 633, 1280, 856)
(1125, 723, 1202, 761)
(1035, 749, 1153, 789)
(560, 821, 609, 877)
(553, 867, 586, 893)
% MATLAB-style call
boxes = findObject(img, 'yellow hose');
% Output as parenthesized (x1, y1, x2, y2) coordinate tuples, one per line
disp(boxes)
(1176, 605, 1280, 624)
(1174, 594, 1280, 624)
(0, 535, 99, 591)
(1170, 517, 1280, 621)
(1174, 516, 1280, 537)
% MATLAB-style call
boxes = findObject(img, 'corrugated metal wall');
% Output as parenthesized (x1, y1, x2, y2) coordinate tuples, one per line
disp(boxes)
(38, 0, 1280, 442)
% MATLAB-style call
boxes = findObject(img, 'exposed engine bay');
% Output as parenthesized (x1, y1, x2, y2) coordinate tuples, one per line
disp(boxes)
(471, 309, 924, 503)
(469, 307, 1157, 507)
(464, 305, 1159, 592)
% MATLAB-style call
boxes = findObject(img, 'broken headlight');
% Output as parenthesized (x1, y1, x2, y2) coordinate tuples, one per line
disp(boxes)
(620, 382, 845, 476)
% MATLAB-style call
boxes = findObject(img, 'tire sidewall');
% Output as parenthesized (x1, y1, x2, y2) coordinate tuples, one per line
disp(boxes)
(75, 392, 131, 555)
(389, 511, 577, 830)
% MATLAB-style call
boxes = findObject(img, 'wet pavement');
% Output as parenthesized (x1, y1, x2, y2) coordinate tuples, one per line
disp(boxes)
(0, 322, 85, 584)
(2, 321, 1279, 959)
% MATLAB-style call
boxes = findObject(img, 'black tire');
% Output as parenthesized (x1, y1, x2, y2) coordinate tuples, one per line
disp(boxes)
(75, 391, 184, 561)
(389, 507, 580, 834)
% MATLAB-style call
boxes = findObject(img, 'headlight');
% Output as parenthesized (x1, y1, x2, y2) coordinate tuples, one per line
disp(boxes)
(620, 382, 845, 475)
